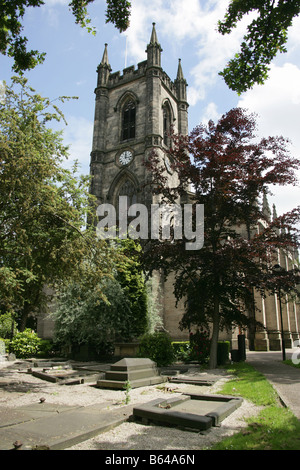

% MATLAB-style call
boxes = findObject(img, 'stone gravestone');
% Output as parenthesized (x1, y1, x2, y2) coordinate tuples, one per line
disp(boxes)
(0, 339, 6, 362)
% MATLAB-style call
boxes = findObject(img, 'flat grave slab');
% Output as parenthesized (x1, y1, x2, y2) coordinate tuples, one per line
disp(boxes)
(168, 374, 219, 386)
(133, 393, 243, 431)
(28, 361, 106, 385)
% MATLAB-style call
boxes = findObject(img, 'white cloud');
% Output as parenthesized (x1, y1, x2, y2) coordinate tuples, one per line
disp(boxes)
(43, 0, 69, 5)
(238, 62, 300, 217)
(62, 116, 93, 175)
(124, 0, 256, 106)
(238, 63, 300, 144)
(201, 102, 220, 124)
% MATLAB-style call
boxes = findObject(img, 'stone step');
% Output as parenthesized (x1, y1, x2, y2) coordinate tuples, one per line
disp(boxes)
(110, 358, 157, 371)
(105, 367, 159, 382)
(96, 375, 166, 390)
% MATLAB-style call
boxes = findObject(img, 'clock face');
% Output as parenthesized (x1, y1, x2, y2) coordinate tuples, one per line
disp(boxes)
(119, 151, 133, 166)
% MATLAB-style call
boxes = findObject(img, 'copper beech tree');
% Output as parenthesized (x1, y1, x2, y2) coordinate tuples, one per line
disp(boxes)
(143, 108, 300, 369)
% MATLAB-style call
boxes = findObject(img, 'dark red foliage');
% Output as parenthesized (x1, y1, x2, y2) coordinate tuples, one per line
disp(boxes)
(143, 108, 300, 368)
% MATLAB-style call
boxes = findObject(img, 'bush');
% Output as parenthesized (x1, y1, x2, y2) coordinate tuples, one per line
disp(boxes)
(38, 339, 54, 357)
(138, 331, 175, 367)
(0, 312, 17, 339)
(189, 329, 210, 364)
(9, 329, 42, 358)
(0, 338, 9, 354)
(172, 341, 191, 363)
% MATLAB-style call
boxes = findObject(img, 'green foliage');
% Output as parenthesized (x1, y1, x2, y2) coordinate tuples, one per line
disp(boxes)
(0, 338, 10, 353)
(1, 0, 131, 73)
(52, 238, 148, 353)
(172, 339, 230, 365)
(114, 239, 148, 338)
(0, 312, 16, 339)
(0, 77, 118, 329)
(189, 330, 210, 364)
(171, 341, 190, 363)
(38, 339, 53, 357)
(123, 380, 132, 404)
(53, 277, 133, 350)
(105, 0, 131, 32)
(144, 277, 164, 334)
(218, 0, 300, 93)
(9, 329, 42, 358)
(138, 331, 175, 367)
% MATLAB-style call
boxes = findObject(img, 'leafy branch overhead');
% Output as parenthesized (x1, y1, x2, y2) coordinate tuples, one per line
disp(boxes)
(218, 0, 300, 94)
(0, 0, 131, 73)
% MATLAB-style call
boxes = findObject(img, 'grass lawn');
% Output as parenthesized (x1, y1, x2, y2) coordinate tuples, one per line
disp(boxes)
(210, 362, 300, 450)
(283, 359, 300, 369)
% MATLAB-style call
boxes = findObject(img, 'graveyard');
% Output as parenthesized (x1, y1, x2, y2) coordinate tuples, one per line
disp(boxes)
(0, 355, 247, 450)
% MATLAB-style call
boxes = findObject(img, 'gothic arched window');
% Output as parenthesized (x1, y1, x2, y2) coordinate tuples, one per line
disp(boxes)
(163, 103, 171, 147)
(122, 100, 136, 141)
(115, 178, 137, 217)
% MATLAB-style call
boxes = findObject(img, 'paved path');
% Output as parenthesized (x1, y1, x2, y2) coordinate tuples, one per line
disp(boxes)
(0, 401, 133, 450)
(246, 349, 300, 419)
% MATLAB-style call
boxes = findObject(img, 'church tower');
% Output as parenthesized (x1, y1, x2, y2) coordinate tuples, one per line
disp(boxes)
(89, 24, 189, 339)
(90, 23, 188, 214)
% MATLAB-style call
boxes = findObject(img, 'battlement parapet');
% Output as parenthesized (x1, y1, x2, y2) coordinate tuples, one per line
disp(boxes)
(107, 60, 178, 98)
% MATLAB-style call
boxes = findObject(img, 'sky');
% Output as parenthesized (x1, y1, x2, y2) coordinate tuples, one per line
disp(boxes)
(1, 0, 300, 219)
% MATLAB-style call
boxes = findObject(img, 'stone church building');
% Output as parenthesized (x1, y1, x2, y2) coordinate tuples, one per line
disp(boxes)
(38, 24, 300, 352)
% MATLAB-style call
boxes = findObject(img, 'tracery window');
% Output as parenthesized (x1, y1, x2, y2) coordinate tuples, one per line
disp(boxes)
(122, 100, 136, 141)
(163, 103, 171, 146)
(117, 178, 137, 209)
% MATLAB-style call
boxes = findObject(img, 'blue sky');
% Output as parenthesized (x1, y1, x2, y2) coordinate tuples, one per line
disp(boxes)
(1, 0, 300, 219)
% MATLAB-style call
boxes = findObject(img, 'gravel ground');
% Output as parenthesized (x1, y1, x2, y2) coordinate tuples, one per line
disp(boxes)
(0, 359, 262, 450)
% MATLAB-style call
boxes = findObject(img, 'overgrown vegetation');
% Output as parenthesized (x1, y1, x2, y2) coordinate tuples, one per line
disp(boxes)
(138, 331, 175, 367)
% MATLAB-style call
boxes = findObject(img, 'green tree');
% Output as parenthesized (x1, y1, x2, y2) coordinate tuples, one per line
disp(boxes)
(218, 0, 300, 94)
(53, 239, 148, 352)
(0, 76, 117, 329)
(0, 0, 131, 73)
(115, 239, 148, 338)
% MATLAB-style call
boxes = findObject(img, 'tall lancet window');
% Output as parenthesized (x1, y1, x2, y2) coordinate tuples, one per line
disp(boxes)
(122, 100, 136, 141)
(116, 178, 137, 216)
(163, 103, 171, 147)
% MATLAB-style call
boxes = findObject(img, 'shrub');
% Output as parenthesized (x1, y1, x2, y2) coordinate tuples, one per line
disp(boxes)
(189, 329, 210, 364)
(0, 312, 17, 339)
(138, 331, 175, 367)
(0, 338, 9, 354)
(172, 341, 191, 363)
(9, 329, 42, 358)
(38, 339, 54, 357)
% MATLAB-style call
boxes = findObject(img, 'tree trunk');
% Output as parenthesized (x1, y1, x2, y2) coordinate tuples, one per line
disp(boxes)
(19, 302, 32, 332)
(209, 297, 220, 369)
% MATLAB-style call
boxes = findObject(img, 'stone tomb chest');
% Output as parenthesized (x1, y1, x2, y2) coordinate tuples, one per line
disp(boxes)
(96, 358, 166, 389)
